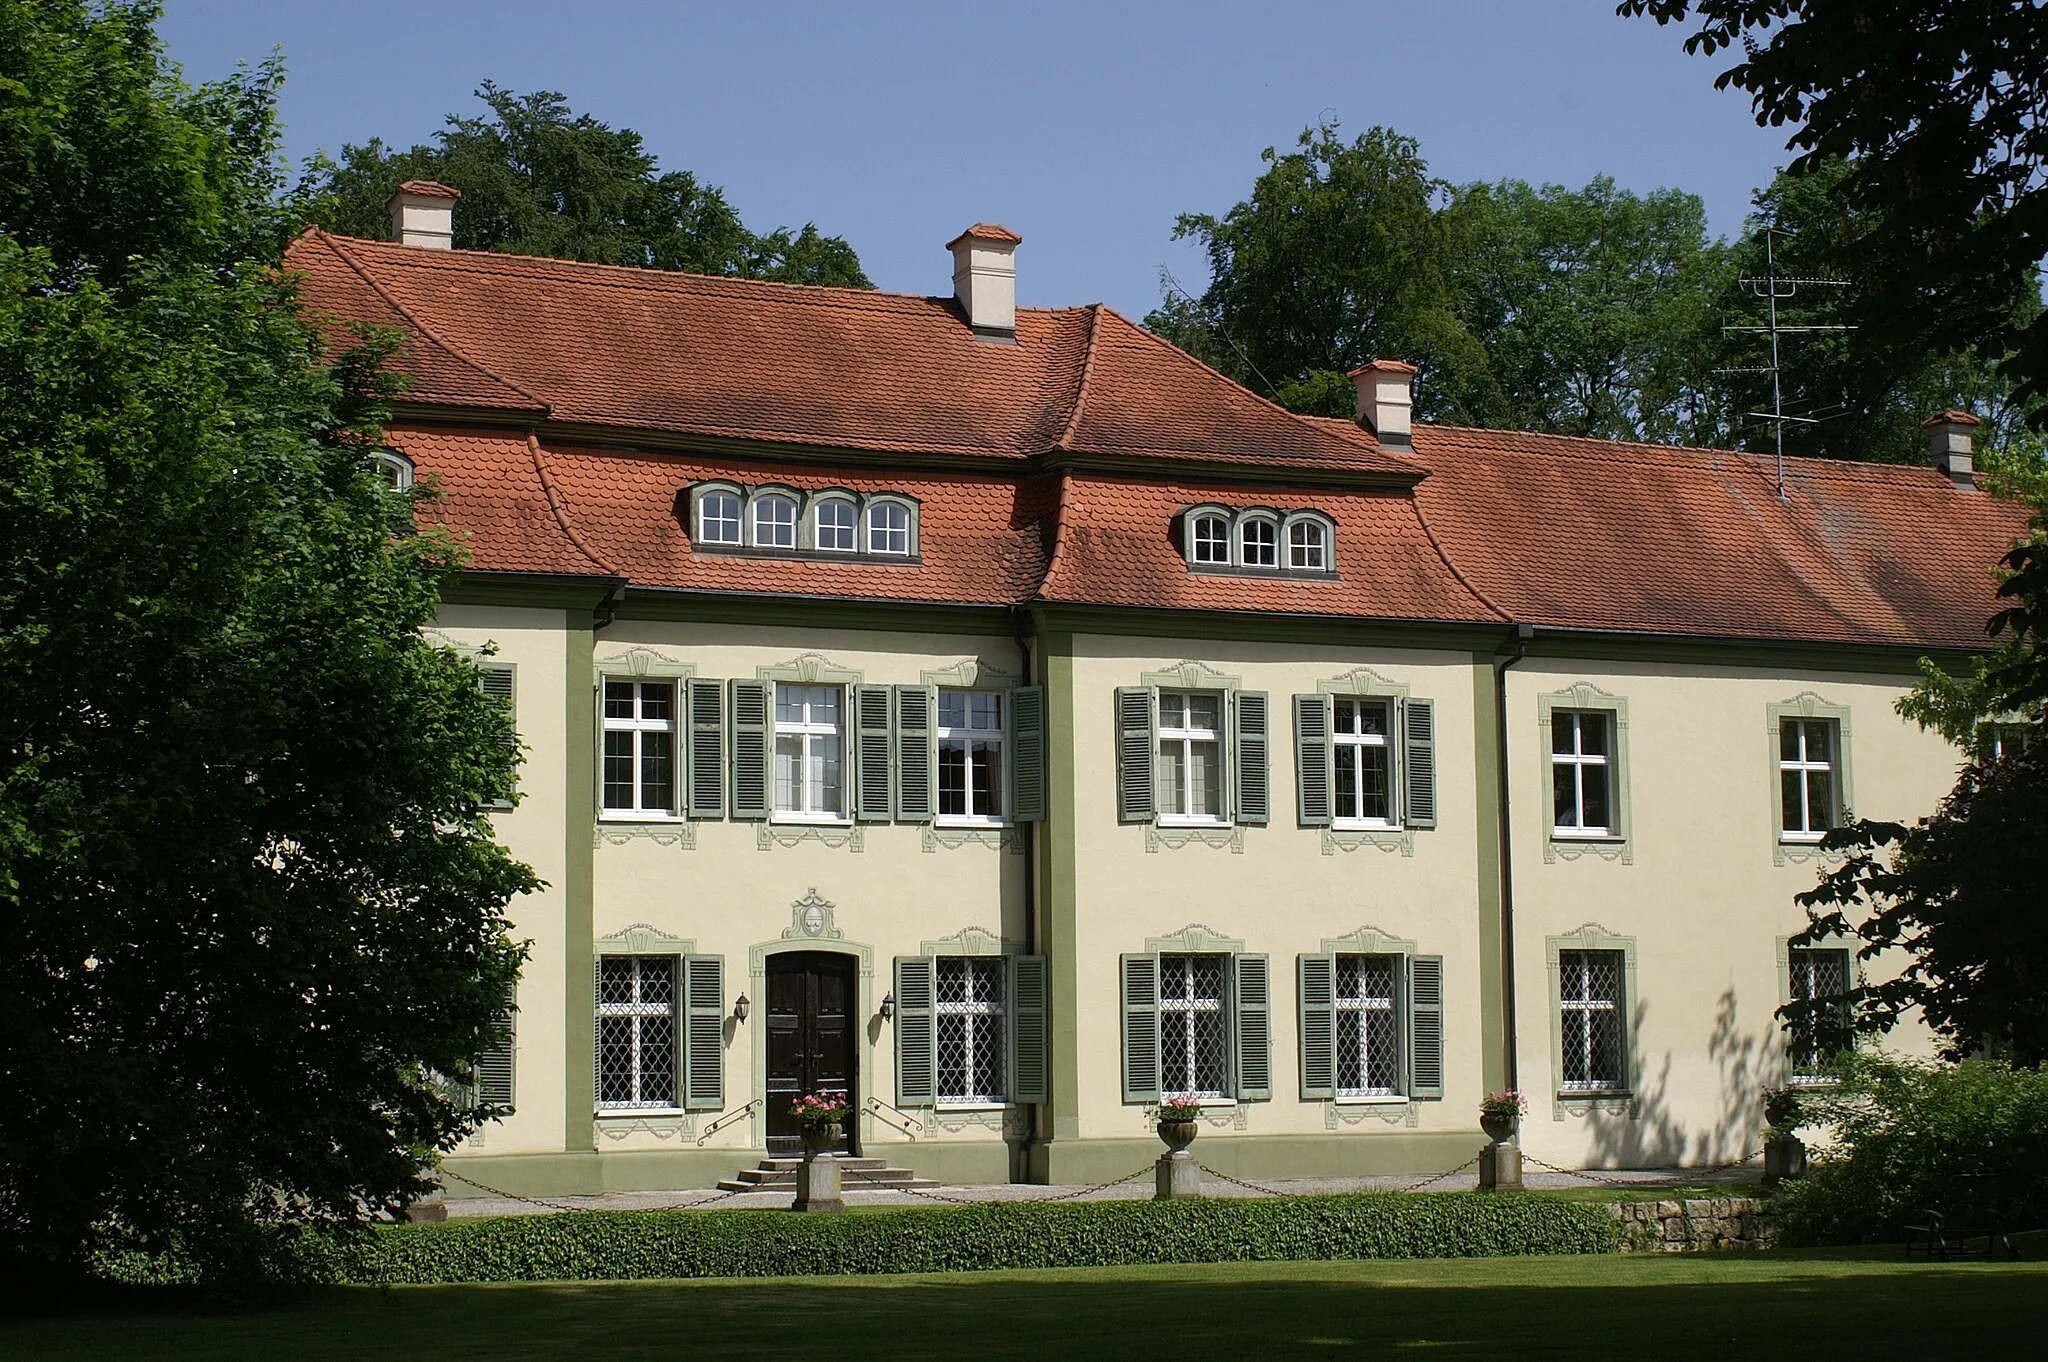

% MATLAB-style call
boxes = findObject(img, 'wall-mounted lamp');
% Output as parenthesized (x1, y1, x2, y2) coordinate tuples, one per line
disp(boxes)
(879, 992, 896, 1021)
(732, 993, 751, 1024)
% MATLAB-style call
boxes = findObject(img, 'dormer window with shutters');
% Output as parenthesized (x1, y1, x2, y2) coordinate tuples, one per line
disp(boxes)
(1178, 506, 1337, 577)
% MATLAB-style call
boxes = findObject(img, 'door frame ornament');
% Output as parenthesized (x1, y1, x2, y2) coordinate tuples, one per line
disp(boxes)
(748, 890, 876, 1149)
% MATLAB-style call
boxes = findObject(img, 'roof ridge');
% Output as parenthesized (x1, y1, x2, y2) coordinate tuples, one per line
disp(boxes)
(1034, 469, 1079, 601)
(1416, 421, 1952, 485)
(319, 231, 552, 411)
(1054, 304, 1105, 451)
(528, 435, 622, 576)
(319, 230, 1099, 322)
(1096, 307, 1418, 474)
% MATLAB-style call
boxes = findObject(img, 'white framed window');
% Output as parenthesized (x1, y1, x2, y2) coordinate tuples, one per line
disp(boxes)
(1559, 949, 1625, 1092)
(1985, 723, 2033, 761)
(1191, 514, 1231, 565)
(938, 688, 1004, 823)
(774, 683, 844, 820)
(1239, 516, 1279, 568)
(697, 490, 742, 545)
(1156, 690, 1225, 823)
(867, 500, 911, 555)
(1335, 954, 1402, 1099)
(1159, 953, 1229, 1098)
(1552, 710, 1613, 836)
(601, 679, 678, 817)
(935, 956, 1006, 1105)
(596, 955, 678, 1109)
(1787, 946, 1852, 1083)
(1287, 518, 1327, 571)
(368, 448, 414, 491)
(1779, 718, 1838, 843)
(814, 498, 857, 552)
(1332, 697, 1394, 827)
(752, 493, 799, 549)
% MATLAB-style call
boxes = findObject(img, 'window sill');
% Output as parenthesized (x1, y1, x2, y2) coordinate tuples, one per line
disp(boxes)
(1551, 831, 1621, 842)
(935, 1101, 1008, 1113)
(599, 812, 686, 824)
(1557, 1088, 1631, 1101)
(772, 813, 853, 827)
(595, 1107, 686, 1119)
(935, 816, 1008, 830)
(1779, 834, 1828, 847)
(1335, 1094, 1408, 1106)
(1333, 819, 1400, 833)
(1157, 816, 1231, 830)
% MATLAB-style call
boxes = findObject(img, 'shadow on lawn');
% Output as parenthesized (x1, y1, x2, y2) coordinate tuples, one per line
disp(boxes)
(7, 1258, 2046, 1362)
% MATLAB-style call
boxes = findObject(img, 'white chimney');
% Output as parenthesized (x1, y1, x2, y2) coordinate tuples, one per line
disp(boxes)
(1924, 410, 1980, 490)
(1349, 359, 1417, 448)
(386, 180, 460, 250)
(947, 223, 1021, 340)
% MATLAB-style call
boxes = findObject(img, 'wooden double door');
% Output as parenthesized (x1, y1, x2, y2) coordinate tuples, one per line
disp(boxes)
(765, 951, 857, 1156)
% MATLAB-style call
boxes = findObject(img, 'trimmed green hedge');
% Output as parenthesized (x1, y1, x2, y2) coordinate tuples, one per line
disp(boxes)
(320, 1194, 1616, 1284)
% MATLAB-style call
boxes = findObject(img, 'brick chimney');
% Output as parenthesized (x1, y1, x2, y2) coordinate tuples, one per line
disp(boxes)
(947, 223, 1021, 340)
(386, 180, 460, 250)
(1349, 360, 1417, 449)
(1924, 410, 1980, 490)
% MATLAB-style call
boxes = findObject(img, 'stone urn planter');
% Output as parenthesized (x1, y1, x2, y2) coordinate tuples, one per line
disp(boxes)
(1477, 1091, 1527, 1192)
(1479, 1111, 1517, 1146)
(800, 1121, 840, 1158)
(1157, 1118, 1199, 1153)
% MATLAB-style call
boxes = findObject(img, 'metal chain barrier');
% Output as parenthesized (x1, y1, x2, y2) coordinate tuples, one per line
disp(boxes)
(1397, 1152, 1484, 1193)
(436, 1167, 751, 1214)
(1193, 1162, 1291, 1197)
(841, 1161, 1159, 1205)
(1517, 1149, 1763, 1191)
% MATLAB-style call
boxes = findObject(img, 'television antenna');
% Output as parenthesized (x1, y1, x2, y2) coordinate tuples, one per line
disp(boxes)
(1717, 223, 1855, 498)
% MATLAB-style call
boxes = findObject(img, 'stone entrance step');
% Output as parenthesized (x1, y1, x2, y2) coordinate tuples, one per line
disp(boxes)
(717, 1155, 938, 1192)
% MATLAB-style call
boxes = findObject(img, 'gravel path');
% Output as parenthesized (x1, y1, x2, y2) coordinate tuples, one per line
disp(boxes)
(435, 1162, 1759, 1218)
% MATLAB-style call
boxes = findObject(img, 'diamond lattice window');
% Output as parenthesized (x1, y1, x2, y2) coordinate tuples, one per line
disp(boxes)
(935, 956, 1005, 1104)
(596, 955, 677, 1108)
(1159, 953, 1228, 1098)
(1788, 947, 1852, 1081)
(1559, 949, 1624, 1092)
(1336, 954, 1402, 1097)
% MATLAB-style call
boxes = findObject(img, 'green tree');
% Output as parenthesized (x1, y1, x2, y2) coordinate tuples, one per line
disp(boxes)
(303, 83, 870, 287)
(1444, 175, 1733, 443)
(1, 1, 534, 1284)
(1710, 159, 2039, 465)
(1146, 123, 1485, 419)
(1623, 0, 2048, 422)
(1792, 501, 2048, 1064)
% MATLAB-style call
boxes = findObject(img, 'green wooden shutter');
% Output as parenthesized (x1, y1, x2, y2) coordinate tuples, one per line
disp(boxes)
(1235, 690, 1270, 825)
(1298, 953, 1335, 1101)
(1233, 953, 1272, 1101)
(478, 664, 516, 807)
(894, 956, 936, 1106)
(683, 956, 725, 1111)
(1294, 693, 1332, 826)
(1408, 954, 1444, 1100)
(475, 1007, 516, 1109)
(1115, 687, 1157, 823)
(1403, 698, 1437, 829)
(1120, 953, 1161, 1102)
(1009, 953, 1049, 1103)
(687, 679, 725, 818)
(895, 685, 935, 821)
(854, 684, 895, 822)
(1011, 685, 1047, 823)
(728, 680, 770, 819)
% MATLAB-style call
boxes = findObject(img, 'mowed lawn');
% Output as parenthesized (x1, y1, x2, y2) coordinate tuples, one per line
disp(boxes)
(7, 1250, 2048, 1361)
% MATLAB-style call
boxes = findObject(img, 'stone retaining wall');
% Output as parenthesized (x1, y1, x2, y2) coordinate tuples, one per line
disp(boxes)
(1610, 1197, 1772, 1252)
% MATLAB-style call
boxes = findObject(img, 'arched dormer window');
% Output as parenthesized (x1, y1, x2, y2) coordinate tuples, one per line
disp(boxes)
(693, 482, 744, 545)
(866, 497, 915, 556)
(750, 490, 799, 549)
(812, 492, 858, 552)
(368, 449, 414, 492)
(1185, 507, 1231, 567)
(1285, 512, 1334, 572)
(1238, 512, 1280, 569)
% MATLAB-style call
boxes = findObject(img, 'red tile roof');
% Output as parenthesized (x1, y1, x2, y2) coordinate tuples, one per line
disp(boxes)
(948, 223, 1023, 246)
(289, 233, 2033, 651)
(393, 179, 461, 199)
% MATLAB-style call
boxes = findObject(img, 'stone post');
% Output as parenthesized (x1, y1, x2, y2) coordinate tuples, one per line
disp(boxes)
(794, 1151, 845, 1213)
(1155, 1149, 1202, 1199)
(1762, 1132, 1807, 1186)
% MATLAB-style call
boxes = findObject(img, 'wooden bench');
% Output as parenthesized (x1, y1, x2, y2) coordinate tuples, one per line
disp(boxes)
(1903, 1174, 2020, 1262)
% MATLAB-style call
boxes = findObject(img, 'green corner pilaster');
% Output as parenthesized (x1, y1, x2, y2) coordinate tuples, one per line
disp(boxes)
(1040, 628, 1082, 1163)
(1472, 657, 1508, 1097)
(563, 619, 597, 1152)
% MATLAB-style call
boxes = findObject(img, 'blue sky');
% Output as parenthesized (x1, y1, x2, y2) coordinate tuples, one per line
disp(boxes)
(159, 0, 1794, 318)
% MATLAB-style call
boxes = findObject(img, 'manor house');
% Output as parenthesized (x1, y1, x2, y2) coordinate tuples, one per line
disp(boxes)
(284, 182, 2027, 1194)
